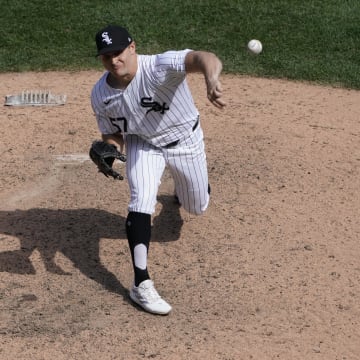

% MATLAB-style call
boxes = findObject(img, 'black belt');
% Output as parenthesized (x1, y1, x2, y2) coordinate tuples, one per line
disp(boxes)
(163, 119, 199, 149)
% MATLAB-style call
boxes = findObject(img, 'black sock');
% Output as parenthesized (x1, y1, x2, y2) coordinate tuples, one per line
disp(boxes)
(126, 212, 151, 286)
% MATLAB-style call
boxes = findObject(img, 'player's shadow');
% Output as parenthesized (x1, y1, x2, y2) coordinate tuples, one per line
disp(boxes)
(0, 200, 183, 298)
(153, 194, 184, 242)
(0, 208, 129, 297)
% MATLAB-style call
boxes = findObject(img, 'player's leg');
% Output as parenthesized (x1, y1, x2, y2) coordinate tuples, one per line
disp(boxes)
(125, 134, 171, 315)
(125, 134, 164, 284)
(164, 124, 210, 215)
(126, 135, 166, 215)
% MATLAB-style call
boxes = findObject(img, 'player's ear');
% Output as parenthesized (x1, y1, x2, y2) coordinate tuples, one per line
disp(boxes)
(129, 41, 136, 53)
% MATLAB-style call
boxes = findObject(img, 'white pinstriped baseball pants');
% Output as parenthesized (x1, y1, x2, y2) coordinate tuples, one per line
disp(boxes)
(125, 124, 209, 215)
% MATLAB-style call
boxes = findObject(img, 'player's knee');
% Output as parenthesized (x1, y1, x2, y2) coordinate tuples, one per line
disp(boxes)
(189, 206, 208, 216)
(128, 192, 157, 215)
(177, 185, 210, 215)
(183, 198, 209, 216)
(193, 208, 207, 216)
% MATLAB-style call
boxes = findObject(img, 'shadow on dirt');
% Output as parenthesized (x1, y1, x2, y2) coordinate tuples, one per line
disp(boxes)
(0, 195, 183, 298)
(152, 194, 184, 242)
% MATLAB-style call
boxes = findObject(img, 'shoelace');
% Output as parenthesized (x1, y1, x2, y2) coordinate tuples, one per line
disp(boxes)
(138, 282, 161, 302)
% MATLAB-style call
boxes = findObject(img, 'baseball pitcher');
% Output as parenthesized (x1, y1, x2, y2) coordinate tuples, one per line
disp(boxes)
(90, 25, 225, 315)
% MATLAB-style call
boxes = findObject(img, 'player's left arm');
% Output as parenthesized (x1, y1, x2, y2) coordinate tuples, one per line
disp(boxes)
(102, 132, 125, 153)
(185, 51, 226, 109)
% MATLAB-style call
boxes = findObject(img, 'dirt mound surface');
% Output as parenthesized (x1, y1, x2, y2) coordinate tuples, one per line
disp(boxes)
(1, 71, 359, 359)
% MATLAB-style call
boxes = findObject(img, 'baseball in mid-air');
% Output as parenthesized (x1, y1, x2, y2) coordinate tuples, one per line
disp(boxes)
(247, 39, 263, 54)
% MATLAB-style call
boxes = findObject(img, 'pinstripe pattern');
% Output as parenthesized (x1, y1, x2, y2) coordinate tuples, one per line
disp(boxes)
(91, 50, 199, 147)
(126, 124, 208, 215)
(91, 49, 209, 215)
(126, 135, 166, 214)
(164, 125, 209, 215)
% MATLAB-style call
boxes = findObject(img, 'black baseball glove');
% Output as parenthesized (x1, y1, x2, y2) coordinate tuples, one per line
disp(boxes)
(89, 140, 127, 180)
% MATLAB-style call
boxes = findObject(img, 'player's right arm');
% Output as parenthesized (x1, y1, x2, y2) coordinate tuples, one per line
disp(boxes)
(91, 76, 126, 153)
(185, 51, 226, 109)
(91, 97, 126, 153)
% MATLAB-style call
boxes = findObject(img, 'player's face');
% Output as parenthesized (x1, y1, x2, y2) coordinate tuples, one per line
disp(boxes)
(100, 42, 137, 79)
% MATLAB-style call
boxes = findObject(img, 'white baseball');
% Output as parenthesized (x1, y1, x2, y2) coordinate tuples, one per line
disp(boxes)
(247, 39, 262, 54)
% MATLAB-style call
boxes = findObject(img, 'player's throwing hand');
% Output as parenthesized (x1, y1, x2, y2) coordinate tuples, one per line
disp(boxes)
(207, 79, 225, 109)
(185, 50, 226, 109)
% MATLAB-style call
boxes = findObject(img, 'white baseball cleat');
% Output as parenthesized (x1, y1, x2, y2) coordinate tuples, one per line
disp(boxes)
(130, 280, 172, 315)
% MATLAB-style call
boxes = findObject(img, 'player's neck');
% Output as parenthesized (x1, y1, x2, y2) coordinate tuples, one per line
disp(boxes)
(107, 73, 132, 89)
(107, 55, 138, 90)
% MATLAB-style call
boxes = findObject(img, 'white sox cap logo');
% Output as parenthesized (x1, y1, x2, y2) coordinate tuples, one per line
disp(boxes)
(95, 25, 132, 56)
(102, 32, 112, 45)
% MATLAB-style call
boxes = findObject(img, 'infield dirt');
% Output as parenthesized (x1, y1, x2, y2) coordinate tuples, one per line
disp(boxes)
(0, 71, 359, 359)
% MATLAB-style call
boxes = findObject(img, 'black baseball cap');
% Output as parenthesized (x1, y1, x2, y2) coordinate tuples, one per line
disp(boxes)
(95, 25, 133, 56)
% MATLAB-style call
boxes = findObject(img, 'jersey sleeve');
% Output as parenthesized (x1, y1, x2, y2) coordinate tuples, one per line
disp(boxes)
(91, 96, 120, 135)
(154, 49, 193, 73)
(151, 49, 192, 87)
(95, 112, 120, 135)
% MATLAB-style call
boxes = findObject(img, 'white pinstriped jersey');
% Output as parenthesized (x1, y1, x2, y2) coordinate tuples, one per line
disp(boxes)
(91, 49, 199, 147)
